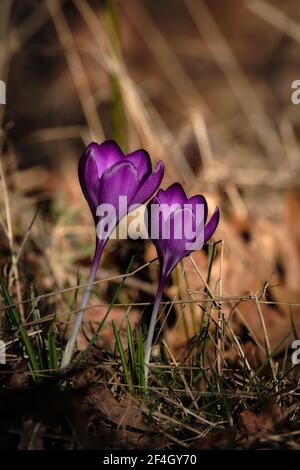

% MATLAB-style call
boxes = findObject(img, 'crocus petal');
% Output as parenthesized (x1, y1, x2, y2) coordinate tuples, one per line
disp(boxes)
(156, 182, 187, 207)
(147, 182, 220, 283)
(158, 207, 199, 278)
(78, 149, 99, 215)
(179, 206, 199, 243)
(78, 140, 124, 212)
(129, 160, 164, 208)
(99, 160, 140, 217)
(90, 140, 124, 177)
(147, 199, 167, 267)
(187, 195, 208, 225)
(124, 149, 152, 182)
(204, 207, 220, 242)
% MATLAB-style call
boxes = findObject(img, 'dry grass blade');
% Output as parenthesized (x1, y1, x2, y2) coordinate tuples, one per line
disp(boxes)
(0, 156, 24, 321)
(46, 0, 104, 141)
(0, 1, 67, 65)
(184, 0, 284, 161)
(74, 0, 189, 185)
(247, 0, 300, 44)
(252, 292, 279, 389)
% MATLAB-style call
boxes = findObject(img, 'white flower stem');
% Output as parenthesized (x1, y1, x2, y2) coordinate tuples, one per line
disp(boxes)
(144, 279, 166, 387)
(60, 242, 103, 369)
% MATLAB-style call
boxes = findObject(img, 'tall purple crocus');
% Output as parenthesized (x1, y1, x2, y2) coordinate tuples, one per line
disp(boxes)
(144, 183, 220, 381)
(61, 140, 164, 368)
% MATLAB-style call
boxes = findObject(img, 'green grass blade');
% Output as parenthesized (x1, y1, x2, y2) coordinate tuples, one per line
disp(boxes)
(137, 326, 145, 396)
(0, 277, 39, 379)
(206, 243, 216, 286)
(112, 319, 132, 392)
(183, 267, 197, 335)
(31, 294, 47, 371)
(126, 317, 136, 383)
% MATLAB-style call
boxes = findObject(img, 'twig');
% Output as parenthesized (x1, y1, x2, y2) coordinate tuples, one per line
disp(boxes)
(251, 292, 279, 389)
(0, 155, 24, 321)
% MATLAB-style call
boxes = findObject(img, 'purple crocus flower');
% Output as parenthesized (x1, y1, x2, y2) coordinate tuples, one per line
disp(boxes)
(61, 140, 164, 368)
(78, 140, 164, 274)
(144, 183, 220, 380)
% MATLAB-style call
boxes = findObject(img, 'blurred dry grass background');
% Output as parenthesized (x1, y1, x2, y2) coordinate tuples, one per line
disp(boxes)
(1, 0, 300, 384)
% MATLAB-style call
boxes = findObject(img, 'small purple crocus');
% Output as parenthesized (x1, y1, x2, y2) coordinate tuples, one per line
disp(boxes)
(61, 140, 164, 368)
(144, 183, 220, 381)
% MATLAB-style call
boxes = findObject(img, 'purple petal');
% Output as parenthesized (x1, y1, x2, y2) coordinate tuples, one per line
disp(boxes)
(204, 207, 220, 242)
(124, 149, 152, 182)
(78, 147, 99, 214)
(187, 195, 208, 225)
(149, 206, 196, 279)
(88, 140, 124, 178)
(156, 182, 187, 206)
(163, 207, 199, 274)
(99, 160, 140, 218)
(178, 206, 198, 243)
(129, 160, 164, 207)
(78, 140, 124, 212)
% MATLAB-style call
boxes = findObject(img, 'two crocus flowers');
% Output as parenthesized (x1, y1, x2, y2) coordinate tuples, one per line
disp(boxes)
(61, 140, 164, 367)
(61, 140, 220, 375)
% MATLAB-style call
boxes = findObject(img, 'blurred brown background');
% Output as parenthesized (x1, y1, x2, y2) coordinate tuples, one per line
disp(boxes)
(2, 0, 300, 180)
